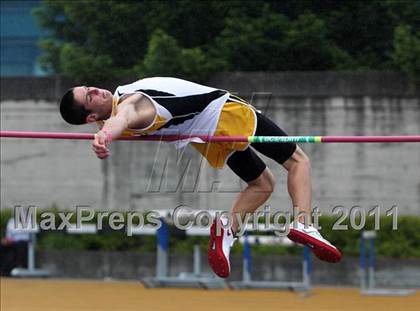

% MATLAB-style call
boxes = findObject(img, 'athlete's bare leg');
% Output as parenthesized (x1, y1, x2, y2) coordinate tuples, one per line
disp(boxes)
(282, 146, 312, 224)
(279, 147, 341, 262)
(212, 146, 340, 277)
(230, 146, 312, 232)
(230, 168, 275, 233)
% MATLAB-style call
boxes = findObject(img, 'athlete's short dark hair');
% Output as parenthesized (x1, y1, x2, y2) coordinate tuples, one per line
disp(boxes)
(59, 88, 90, 125)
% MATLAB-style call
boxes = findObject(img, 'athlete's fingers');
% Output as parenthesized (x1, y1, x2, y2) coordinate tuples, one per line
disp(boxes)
(92, 142, 109, 158)
(92, 144, 108, 153)
(96, 151, 108, 159)
(95, 133, 106, 145)
(92, 132, 111, 159)
(97, 151, 110, 159)
(93, 148, 107, 157)
(92, 139, 108, 152)
(92, 139, 106, 149)
(93, 133, 107, 148)
(95, 147, 109, 156)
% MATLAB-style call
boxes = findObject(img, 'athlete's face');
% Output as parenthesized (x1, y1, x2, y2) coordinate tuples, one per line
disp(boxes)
(73, 86, 113, 122)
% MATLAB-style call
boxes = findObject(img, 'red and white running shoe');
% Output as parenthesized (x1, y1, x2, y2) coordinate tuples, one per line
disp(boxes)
(208, 218, 235, 278)
(287, 222, 342, 263)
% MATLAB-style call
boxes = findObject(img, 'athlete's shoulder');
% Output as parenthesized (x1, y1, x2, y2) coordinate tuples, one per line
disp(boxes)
(112, 93, 153, 127)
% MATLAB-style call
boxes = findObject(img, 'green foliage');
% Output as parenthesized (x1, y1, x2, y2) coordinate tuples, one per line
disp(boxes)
(211, 9, 357, 71)
(2, 208, 420, 258)
(59, 43, 114, 83)
(141, 0, 230, 49)
(139, 29, 183, 77)
(0, 208, 13, 237)
(316, 214, 420, 258)
(281, 13, 352, 70)
(392, 25, 420, 81)
(33, 0, 150, 84)
(37, 38, 61, 74)
(37, 231, 151, 252)
(34, 0, 420, 82)
(139, 29, 224, 82)
(210, 9, 291, 71)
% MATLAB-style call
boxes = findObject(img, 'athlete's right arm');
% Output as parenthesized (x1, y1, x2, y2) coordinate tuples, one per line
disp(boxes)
(92, 94, 148, 159)
(92, 112, 129, 159)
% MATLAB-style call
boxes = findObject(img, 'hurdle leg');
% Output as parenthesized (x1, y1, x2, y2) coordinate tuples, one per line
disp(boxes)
(242, 233, 252, 283)
(303, 246, 311, 289)
(28, 232, 36, 271)
(10, 230, 49, 278)
(368, 237, 375, 290)
(193, 244, 201, 276)
(156, 220, 169, 278)
(360, 234, 366, 291)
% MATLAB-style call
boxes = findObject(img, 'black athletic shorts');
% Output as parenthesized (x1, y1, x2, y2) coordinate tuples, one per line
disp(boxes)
(226, 112, 297, 182)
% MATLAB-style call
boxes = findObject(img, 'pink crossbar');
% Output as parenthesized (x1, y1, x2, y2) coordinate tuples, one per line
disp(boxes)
(0, 131, 420, 143)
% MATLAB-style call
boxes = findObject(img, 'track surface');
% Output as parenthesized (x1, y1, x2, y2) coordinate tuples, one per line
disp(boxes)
(1, 278, 419, 311)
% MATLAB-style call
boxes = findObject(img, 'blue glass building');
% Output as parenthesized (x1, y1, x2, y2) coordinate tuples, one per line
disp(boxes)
(1, 0, 46, 76)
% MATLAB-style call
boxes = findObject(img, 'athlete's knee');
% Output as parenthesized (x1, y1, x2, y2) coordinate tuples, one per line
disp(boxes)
(249, 168, 275, 193)
(284, 146, 311, 171)
(295, 147, 310, 167)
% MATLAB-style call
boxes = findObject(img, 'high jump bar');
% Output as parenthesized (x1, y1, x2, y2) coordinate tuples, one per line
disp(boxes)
(1, 131, 420, 143)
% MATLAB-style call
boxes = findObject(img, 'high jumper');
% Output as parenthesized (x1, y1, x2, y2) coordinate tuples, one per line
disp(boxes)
(42, 77, 345, 277)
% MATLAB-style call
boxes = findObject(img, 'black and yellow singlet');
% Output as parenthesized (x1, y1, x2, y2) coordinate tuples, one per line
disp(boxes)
(108, 77, 257, 168)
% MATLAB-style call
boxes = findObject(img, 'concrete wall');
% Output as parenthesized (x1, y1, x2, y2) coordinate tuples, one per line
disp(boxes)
(208, 71, 420, 97)
(37, 250, 420, 288)
(1, 72, 419, 216)
(2, 72, 418, 101)
(0, 76, 132, 101)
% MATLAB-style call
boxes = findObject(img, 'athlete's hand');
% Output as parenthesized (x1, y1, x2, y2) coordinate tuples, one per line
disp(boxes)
(92, 131, 111, 159)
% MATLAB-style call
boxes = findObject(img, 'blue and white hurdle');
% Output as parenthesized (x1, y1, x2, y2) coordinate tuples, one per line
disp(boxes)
(140, 219, 227, 289)
(360, 231, 415, 296)
(64, 220, 225, 288)
(230, 227, 312, 291)
(10, 225, 50, 278)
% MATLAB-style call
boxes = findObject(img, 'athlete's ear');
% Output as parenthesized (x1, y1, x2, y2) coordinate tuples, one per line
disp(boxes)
(86, 113, 98, 123)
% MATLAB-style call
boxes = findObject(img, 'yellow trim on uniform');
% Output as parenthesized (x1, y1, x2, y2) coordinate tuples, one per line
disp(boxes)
(110, 95, 167, 137)
(104, 95, 257, 169)
(192, 101, 256, 169)
(122, 115, 167, 136)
